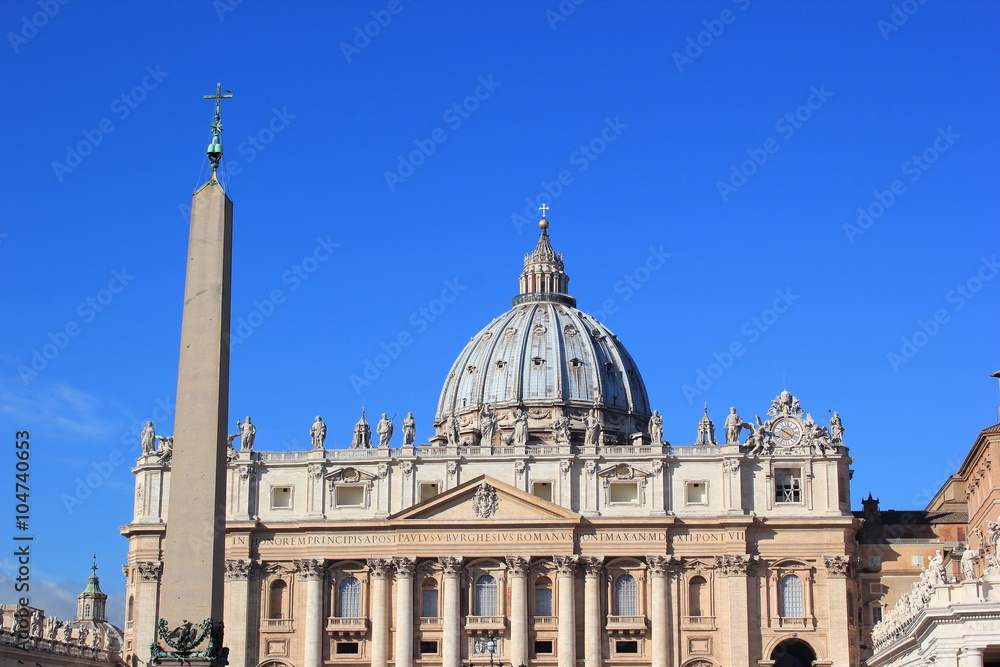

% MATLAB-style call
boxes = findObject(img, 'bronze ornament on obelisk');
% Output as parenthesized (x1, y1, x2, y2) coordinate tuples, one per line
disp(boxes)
(149, 84, 234, 667)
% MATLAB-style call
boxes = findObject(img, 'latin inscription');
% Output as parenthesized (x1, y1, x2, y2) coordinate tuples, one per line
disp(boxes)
(231, 529, 745, 548)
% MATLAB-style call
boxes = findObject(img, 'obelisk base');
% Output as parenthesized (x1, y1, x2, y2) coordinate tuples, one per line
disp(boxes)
(150, 617, 228, 667)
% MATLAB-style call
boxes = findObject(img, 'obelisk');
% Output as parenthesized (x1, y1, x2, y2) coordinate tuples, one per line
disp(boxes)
(150, 84, 233, 667)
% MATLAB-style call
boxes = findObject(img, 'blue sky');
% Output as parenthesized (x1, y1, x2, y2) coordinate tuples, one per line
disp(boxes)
(1, 1, 997, 625)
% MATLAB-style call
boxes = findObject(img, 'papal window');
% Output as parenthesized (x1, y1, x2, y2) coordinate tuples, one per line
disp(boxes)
(613, 574, 637, 616)
(779, 574, 803, 618)
(534, 577, 552, 617)
(338, 576, 361, 618)
(475, 574, 498, 616)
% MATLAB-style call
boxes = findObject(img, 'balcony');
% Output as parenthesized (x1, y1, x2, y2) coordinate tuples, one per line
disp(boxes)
(532, 616, 557, 627)
(681, 615, 716, 629)
(465, 616, 506, 632)
(606, 616, 647, 635)
(261, 618, 294, 633)
(775, 616, 813, 629)
(326, 617, 368, 634)
(419, 617, 442, 630)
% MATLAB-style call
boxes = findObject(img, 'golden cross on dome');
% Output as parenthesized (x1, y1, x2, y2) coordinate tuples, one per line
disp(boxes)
(538, 203, 550, 218)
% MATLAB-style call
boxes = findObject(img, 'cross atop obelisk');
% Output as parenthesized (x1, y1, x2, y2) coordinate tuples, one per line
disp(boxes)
(203, 83, 232, 173)
(150, 86, 234, 667)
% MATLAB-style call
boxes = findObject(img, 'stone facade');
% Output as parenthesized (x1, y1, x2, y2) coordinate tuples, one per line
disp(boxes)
(122, 220, 860, 667)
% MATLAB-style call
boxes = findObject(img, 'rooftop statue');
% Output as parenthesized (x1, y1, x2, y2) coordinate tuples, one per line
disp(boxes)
(236, 416, 256, 450)
(402, 412, 416, 446)
(141, 421, 156, 456)
(377, 413, 394, 448)
(310, 416, 327, 449)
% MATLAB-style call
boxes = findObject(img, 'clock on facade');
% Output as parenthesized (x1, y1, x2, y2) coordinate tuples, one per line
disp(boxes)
(772, 417, 803, 447)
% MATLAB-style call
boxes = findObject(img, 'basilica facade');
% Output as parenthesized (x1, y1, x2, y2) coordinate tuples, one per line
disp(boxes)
(122, 220, 860, 667)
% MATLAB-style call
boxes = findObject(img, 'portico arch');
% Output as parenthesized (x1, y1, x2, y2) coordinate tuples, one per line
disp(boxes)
(769, 638, 817, 667)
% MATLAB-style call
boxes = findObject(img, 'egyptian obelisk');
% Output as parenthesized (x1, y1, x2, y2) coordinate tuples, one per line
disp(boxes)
(150, 84, 233, 666)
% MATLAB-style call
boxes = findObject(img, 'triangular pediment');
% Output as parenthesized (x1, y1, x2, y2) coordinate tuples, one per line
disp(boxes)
(389, 475, 581, 523)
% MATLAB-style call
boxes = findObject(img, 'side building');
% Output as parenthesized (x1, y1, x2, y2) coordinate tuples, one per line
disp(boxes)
(122, 219, 861, 667)
(867, 422, 1000, 666)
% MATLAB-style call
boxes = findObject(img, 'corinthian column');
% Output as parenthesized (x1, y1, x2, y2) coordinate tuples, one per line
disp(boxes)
(823, 556, 853, 667)
(716, 555, 754, 667)
(368, 558, 393, 667)
(554, 555, 579, 667)
(581, 557, 604, 667)
(134, 561, 163, 667)
(394, 557, 416, 667)
(506, 556, 530, 667)
(294, 559, 325, 667)
(224, 559, 253, 667)
(646, 557, 669, 667)
(439, 556, 464, 667)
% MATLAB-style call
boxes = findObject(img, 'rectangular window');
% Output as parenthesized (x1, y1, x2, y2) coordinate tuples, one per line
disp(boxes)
(420, 483, 439, 502)
(335, 485, 365, 507)
(774, 469, 802, 503)
(271, 487, 292, 509)
(686, 481, 707, 505)
(420, 641, 438, 655)
(871, 607, 882, 625)
(911, 555, 923, 567)
(609, 482, 639, 504)
(421, 589, 438, 617)
(335, 642, 360, 655)
(868, 556, 880, 569)
(615, 640, 639, 655)
(534, 588, 552, 616)
(532, 481, 553, 502)
(869, 582, 880, 594)
(534, 641, 553, 655)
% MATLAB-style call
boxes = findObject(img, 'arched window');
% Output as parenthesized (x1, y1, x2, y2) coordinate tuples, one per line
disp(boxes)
(421, 578, 439, 618)
(338, 576, 361, 618)
(268, 580, 287, 619)
(127, 596, 134, 623)
(779, 575, 803, 618)
(475, 574, 498, 616)
(613, 574, 637, 616)
(688, 576, 707, 617)
(534, 576, 553, 617)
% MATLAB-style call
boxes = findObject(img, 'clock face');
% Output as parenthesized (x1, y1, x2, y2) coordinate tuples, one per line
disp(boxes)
(772, 418, 803, 447)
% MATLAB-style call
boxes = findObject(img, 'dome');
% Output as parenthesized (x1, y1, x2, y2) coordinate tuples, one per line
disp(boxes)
(434, 218, 651, 447)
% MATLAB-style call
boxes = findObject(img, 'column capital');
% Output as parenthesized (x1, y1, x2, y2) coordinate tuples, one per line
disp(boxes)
(714, 554, 755, 576)
(823, 555, 853, 578)
(505, 555, 530, 576)
(580, 556, 605, 577)
(645, 555, 673, 576)
(367, 557, 393, 579)
(295, 558, 326, 581)
(438, 555, 464, 576)
(136, 561, 163, 582)
(224, 558, 253, 581)
(553, 554, 579, 575)
(393, 556, 416, 578)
